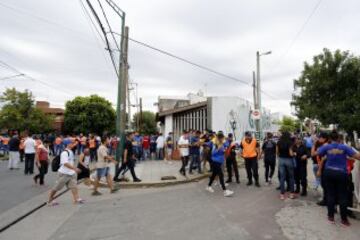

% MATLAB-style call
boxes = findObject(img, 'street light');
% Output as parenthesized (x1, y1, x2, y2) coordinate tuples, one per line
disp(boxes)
(256, 50, 272, 140)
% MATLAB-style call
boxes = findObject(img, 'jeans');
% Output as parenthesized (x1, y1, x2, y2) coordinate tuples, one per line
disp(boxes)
(179, 156, 189, 175)
(324, 169, 348, 221)
(208, 162, 226, 190)
(189, 154, 201, 173)
(226, 156, 239, 182)
(90, 148, 97, 162)
(34, 161, 48, 185)
(312, 164, 321, 188)
(264, 159, 276, 182)
(24, 153, 35, 174)
(156, 148, 164, 160)
(294, 159, 307, 193)
(244, 157, 259, 183)
(143, 149, 150, 160)
(279, 157, 295, 194)
(77, 144, 85, 155)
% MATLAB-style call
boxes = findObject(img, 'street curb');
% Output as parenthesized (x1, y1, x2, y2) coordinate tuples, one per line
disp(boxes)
(92, 173, 211, 189)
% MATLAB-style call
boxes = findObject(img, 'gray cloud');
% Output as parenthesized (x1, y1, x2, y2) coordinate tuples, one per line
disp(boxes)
(1, 0, 360, 115)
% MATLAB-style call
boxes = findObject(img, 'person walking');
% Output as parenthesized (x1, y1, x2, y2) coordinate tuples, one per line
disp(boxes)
(113, 132, 142, 182)
(316, 130, 360, 227)
(92, 137, 119, 196)
(178, 130, 190, 176)
(77, 148, 91, 187)
(206, 131, 234, 197)
(261, 132, 277, 184)
(89, 134, 97, 162)
(8, 133, 20, 170)
(165, 132, 174, 161)
(47, 139, 84, 206)
(142, 135, 150, 160)
(156, 133, 165, 160)
(34, 140, 50, 185)
(277, 131, 296, 200)
(189, 131, 202, 174)
(240, 132, 261, 187)
(225, 133, 240, 184)
(24, 134, 36, 175)
(54, 135, 62, 156)
(293, 137, 309, 196)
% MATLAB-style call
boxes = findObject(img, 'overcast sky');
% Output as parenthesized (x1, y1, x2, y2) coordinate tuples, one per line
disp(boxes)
(1, 0, 360, 115)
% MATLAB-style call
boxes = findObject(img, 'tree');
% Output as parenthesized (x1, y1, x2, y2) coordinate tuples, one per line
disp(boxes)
(64, 95, 115, 134)
(292, 49, 360, 134)
(0, 88, 53, 133)
(278, 116, 300, 133)
(132, 111, 157, 134)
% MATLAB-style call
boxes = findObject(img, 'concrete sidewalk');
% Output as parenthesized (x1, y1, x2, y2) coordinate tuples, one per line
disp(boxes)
(102, 160, 211, 188)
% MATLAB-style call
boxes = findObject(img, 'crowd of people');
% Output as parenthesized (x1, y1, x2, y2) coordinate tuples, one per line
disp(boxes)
(1, 128, 360, 227)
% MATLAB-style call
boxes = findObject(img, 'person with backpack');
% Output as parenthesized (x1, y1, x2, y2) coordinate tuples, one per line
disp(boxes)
(261, 132, 277, 184)
(225, 133, 240, 184)
(206, 131, 234, 197)
(34, 140, 50, 185)
(48, 139, 84, 206)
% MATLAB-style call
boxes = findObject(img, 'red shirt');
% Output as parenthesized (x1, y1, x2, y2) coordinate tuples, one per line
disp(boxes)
(143, 136, 150, 149)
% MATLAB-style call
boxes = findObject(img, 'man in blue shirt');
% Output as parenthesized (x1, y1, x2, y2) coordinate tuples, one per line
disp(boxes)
(189, 131, 202, 174)
(317, 130, 360, 227)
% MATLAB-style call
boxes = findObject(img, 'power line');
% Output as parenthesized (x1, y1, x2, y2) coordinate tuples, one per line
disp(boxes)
(270, 0, 323, 73)
(0, 74, 24, 81)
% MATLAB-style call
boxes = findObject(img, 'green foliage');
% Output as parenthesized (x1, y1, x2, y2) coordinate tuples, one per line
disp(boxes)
(278, 116, 300, 133)
(292, 49, 360, 133)
(132, 111, 157, 135)
(64, 95, 115, 134)
(0, 88, 53, 133)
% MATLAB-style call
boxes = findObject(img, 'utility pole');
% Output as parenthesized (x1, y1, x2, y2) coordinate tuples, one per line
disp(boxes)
(127, 79, 131, 129)
(256, 51, 261, 139)
(253, 71, 260, 134)
(115, 14, 126, 163)
(139, 97, 143, 132)
(120, 26, 129, 132)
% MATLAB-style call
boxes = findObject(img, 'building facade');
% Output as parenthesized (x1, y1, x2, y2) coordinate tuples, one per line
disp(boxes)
(157, 94, 280, 142)
(36, 101, 64, 133)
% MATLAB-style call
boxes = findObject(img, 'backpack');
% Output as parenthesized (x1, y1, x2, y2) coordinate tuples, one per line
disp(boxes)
(51, 150, 69, 172)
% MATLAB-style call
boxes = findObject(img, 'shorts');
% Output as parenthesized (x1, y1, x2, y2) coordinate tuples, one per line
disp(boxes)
(96, 167, 110, 178)
(53, 173, 77, 191)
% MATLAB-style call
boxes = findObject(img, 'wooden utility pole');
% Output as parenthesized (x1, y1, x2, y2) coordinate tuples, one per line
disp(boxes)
(120, 26, 129, 132)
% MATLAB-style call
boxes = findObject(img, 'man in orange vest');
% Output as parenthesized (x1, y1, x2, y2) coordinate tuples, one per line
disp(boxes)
(240, 131, 261, 187)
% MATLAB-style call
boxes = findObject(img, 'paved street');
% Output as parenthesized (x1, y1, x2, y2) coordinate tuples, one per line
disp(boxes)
(1, 161, 359, 240)
(0, 160, 57, 213)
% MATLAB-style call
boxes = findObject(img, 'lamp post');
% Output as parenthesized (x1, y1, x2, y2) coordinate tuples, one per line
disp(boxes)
(256, 50, 272, 140)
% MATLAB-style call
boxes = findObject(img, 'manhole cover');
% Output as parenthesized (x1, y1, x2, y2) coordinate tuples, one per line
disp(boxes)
(161, 176, 177, 180)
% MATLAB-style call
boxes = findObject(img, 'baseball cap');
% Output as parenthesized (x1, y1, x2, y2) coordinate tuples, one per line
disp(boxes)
(63, 139, 72, 146)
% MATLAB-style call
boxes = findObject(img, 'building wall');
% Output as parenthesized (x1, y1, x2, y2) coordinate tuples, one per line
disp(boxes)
(164, 115, 173, 136)
(210, 97, 276, 140)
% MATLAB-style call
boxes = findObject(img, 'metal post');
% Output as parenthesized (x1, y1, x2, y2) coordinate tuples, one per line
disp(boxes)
(139, 97, 143, 133)
(253, 71, 260, 135)
(115, 14, 126, 163)
(256, 51, 261, 139)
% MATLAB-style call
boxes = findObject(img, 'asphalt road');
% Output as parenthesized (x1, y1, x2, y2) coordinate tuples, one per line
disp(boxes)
(0, 159, 57, 213)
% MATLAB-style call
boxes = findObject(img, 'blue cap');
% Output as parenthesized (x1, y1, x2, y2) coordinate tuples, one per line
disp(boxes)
(63, 139, 72, 146)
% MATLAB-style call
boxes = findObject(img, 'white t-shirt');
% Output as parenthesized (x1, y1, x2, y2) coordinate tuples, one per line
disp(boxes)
(156, 136, 165, 148)
(24, 137, 36, 154)
(58, 149, 76, 175)
(178, 136, 189, 157)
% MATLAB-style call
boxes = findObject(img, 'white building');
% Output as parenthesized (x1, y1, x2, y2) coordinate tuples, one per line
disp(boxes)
(157, 93, 280, 141)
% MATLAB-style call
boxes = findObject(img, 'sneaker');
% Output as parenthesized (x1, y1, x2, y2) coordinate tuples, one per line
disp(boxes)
(92, 191, 102, 196)
(225, 179, 232, 183)
(111, 188, 119, 194)
(47, 201, 59, 207)
(255, 182, 261, 188)
(289, 193, 296, 199)
(328, 217, 335, 225)
(134, 178, 142, 183)
(341, 220, 351, 227)
(75, 199, 85, 204)
(224, 190, 234, 197)
(280, 194, 286, 200)
(206, 186, 215, 193)
(225, 183, 229, 187)
(246, 181, 253, 186)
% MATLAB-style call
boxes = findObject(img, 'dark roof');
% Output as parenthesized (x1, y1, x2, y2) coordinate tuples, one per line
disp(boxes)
(158, 101, 207, 117)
